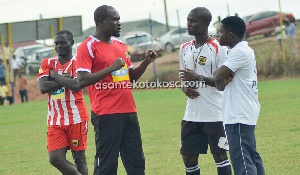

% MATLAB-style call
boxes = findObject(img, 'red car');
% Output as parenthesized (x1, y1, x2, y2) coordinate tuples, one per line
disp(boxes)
(243, 11, 295, 38)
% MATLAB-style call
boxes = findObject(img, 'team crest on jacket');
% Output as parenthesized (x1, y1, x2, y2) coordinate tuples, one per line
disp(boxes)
(124, 51, 130, 59)
(198, 56, 207, 65)
(72, 140, 79, 147)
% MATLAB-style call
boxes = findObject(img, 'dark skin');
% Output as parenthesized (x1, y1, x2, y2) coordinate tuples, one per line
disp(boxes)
(179, 9, 217, 99)
(179, 8, 230, 170)
(178, 23, 235, 93)
(37, 34, 88, 175)
(77, 7, 157, 88)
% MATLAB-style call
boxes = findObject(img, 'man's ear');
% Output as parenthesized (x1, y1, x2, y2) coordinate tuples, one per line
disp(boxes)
(228, 32, 234, 39)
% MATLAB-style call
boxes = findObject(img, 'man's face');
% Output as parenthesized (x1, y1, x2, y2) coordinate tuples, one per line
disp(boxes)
(103, 8, 121, 37)
(54, 34, 73, 57)
(217, 23, 229, 46)
(187, 12, 207, 36)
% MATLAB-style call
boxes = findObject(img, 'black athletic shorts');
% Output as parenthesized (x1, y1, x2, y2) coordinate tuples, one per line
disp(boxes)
(180, 120, 228, 155)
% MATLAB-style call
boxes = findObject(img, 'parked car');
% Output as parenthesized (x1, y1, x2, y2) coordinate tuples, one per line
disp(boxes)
(13, 44, 46, 65)
(158, 27, 217, 53)
(25, 44, 79, 75)
(26, 47, 55, 75)
(242, 11, 296, 38)
(120, 31, 164, 62)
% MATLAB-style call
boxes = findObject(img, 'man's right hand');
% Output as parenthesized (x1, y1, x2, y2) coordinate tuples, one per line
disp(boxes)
(182, 87, 200, 99)
(111, 58, 125, 71)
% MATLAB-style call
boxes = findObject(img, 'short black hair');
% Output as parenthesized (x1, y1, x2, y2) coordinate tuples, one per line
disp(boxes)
(190, 7, 212, 24)
(55, 30, 74, 43)
(94, 5, 114, 26)
(221, 16, 246, 39)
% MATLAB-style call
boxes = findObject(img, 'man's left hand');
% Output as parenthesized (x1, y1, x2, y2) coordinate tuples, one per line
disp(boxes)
(145, 49, 158, 63)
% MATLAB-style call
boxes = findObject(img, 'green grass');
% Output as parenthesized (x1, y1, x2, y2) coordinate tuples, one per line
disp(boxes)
(0, 78, 300, 175)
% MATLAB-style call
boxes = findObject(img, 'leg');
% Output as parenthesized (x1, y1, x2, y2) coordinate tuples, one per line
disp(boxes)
(253, 135, 265, 175)
(120, 113, 145, 175)
(68, 122, 88, 175)
(212, 152, 232, 175)
(72, 150, 88, 175)
(49, 148, 81, 175)
(19, 90, 24, 103)
(226, 124, 262, 175)
(92, 113, 124, 175)
(180, 121, 206, 175)
(182, 155, 200, 175)
(0, 97, 4, 106)
(24, 89, 28, 102)
(205, 122, 232, 175)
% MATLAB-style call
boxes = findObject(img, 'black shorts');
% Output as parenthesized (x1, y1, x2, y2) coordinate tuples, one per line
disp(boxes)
(91, 112, 145, 175)
(180, 120, 228, 155)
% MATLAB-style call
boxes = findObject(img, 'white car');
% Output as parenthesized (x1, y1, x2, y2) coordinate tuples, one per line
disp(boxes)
(26, 47, 55, 75)
(120, 31, 164, 62)
(25, 44, 80, 75)
(13, 44, 46, 64)
(159, 27, 217, 53)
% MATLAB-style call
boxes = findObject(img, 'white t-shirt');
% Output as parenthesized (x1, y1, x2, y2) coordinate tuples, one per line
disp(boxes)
(223, 41, 260, 125)
(275, 25, 286, 40)
(179, 38, 228, 122)
(11, 58, 22, 70)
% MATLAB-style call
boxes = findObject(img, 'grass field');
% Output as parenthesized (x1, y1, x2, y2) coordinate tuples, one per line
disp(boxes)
(0, 78, 300, 175)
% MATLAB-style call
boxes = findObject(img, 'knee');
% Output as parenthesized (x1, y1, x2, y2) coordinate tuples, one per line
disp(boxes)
(73, 151, 87, 166)
(49, 154, 63, 167)
(212, 152, 229, 163)
(182, 155, 199, 166)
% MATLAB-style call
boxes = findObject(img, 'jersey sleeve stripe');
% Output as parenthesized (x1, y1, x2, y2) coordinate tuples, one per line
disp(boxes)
(76, 68, 91, 73)
(87, 37, 99, 59)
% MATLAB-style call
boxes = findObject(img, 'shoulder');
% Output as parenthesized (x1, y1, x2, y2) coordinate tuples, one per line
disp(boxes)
(180, 39, 194, 50)
(79, 36, 98, 48)
(111, 38, 127, 49)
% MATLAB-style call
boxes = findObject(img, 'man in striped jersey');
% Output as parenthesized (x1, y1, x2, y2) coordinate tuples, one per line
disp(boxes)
(37, 30, 89, 175)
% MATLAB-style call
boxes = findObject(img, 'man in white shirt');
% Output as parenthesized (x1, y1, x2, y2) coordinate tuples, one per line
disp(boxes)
(213, 16, 265, 175)
(11, 54, 23, 85)
(180, 15, 266, 175)
(178, 7, 232, 175)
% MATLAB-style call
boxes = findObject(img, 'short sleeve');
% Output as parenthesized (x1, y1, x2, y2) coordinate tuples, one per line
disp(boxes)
(179, 45, 185, 70)
(37, 58, 50, 78)
(76, 43, 93, 73)
(216, 46, 228, 68)
(71, 58, 77, 79)
(223, 49, 249, 72)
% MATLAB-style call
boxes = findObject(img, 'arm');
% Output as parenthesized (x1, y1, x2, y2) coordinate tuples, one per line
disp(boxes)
(77, 58, 125, 88)
(50, 70, 81, 92)
(213, 65, 234, 91)
(178, 68, 216, 87)
(129, 49, 157, 82)
(38, 76, 62, 94)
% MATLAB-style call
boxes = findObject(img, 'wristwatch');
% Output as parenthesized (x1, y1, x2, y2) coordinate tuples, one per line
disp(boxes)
(199, 75, 204, 81)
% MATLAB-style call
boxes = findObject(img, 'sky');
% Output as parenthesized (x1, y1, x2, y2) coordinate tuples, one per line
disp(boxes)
(0, 0, 299, 31)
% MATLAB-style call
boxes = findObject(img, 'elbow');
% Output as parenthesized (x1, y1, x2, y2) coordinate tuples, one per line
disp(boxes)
(77, 79, 86, 89)
(214, 77, 224, 87)
(40, 88, 48, 94)
(72, 85, 82, 92)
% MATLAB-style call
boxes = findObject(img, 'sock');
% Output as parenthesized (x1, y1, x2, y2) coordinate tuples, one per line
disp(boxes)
(216, 159, 232, 175)
(185, 164, 200, 175)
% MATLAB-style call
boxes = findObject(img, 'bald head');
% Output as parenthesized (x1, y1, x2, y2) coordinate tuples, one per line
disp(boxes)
(190, 7, 212, 24)
(94, 5, 115, 26)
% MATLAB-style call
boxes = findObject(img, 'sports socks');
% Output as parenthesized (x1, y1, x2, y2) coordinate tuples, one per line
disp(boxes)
(216, 159, 232, 175)
(185, 164, 200, 175)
